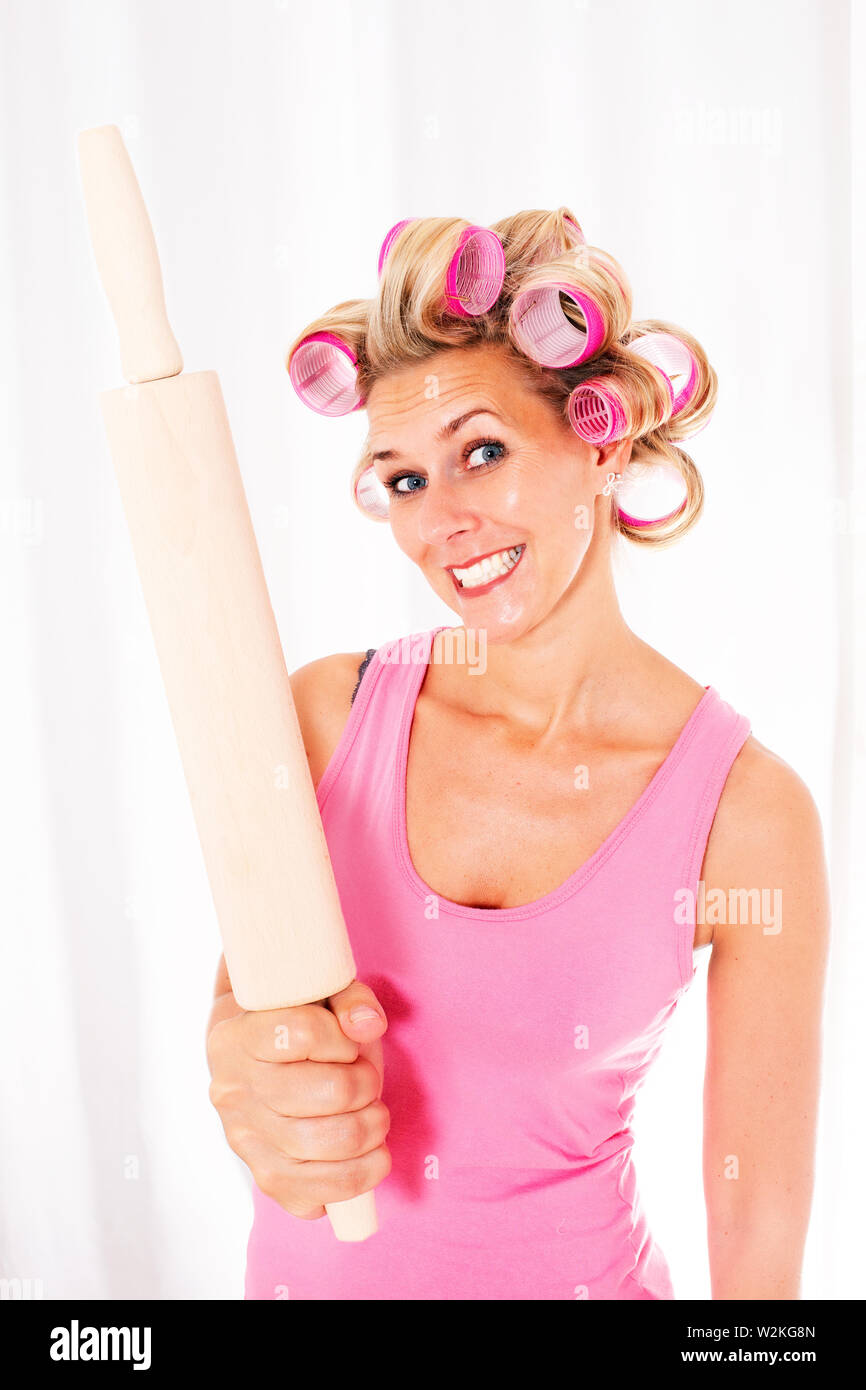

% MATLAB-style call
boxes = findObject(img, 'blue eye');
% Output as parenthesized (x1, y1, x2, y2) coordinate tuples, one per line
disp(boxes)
(389, 473, 427, 495)
(466, 440, 505, 468)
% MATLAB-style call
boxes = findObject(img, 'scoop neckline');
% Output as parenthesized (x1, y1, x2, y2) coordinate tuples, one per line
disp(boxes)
(392, 626, 716, 922)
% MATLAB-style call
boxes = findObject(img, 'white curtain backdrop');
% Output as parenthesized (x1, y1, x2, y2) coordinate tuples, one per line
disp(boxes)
(0, 0, 862, 1299)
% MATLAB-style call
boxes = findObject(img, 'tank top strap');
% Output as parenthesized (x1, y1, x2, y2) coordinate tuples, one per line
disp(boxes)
(674, 685, 752, 874)
(315, 626, 440, 817)
(630, 683, 752, 987)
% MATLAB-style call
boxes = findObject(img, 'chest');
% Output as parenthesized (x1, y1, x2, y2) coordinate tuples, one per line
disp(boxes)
(404, 704, 668, 912)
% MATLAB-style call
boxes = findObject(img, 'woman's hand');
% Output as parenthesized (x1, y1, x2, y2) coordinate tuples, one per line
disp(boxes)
(206, 966, 391, 1221)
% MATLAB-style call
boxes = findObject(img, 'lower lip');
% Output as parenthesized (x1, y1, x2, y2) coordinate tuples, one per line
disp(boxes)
(448, 546, 525, 598)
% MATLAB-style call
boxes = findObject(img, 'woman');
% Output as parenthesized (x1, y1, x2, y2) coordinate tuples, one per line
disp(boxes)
(206, 209, 830, 1300)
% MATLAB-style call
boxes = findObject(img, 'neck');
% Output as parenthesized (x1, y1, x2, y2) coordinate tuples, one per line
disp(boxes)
(436, 528, 655, 740)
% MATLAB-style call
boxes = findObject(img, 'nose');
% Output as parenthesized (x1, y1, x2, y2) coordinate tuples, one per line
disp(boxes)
(414, 476, 480, 548)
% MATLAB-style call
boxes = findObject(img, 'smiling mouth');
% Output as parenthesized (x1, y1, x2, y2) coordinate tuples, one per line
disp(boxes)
(447, 544, 526, 593)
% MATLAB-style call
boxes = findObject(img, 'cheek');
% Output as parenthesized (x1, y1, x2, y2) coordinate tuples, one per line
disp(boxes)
(505, 458, 598, 589)
(495, 453, 592, 537)
(386, 505, 421, 557)
(385, 505, 402, 537)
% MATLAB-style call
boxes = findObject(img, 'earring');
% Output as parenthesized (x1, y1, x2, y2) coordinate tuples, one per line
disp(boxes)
(601, 471, 622, 496)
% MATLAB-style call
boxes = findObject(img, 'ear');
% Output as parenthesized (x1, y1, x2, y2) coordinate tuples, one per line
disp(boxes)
(592, 435, 633, 489)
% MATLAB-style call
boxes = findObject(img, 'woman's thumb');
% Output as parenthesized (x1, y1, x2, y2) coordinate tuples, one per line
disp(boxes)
(327, 979, 388, 1043)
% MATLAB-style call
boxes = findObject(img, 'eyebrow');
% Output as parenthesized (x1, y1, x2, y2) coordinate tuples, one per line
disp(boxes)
(370, 408, 507, 464)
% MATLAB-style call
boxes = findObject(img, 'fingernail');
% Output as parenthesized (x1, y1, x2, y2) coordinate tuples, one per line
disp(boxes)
(348, 1006, 381, 1024)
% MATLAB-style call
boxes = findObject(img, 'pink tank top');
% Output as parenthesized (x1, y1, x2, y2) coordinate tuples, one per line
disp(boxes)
(245, 626, 751, 1300)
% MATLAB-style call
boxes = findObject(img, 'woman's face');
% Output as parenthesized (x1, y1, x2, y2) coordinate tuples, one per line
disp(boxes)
(365, 342, 625, 643)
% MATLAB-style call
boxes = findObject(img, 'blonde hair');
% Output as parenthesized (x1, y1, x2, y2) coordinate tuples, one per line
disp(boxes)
(287, 208, 716, 547)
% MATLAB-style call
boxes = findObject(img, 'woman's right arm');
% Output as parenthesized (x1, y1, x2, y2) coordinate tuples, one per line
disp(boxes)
(205, 652, 392, 1221)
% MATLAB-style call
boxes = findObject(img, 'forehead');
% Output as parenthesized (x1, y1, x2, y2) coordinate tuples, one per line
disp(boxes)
(365, 344, 530, 437)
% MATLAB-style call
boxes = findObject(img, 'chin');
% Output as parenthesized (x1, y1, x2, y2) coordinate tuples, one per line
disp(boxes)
(450, 602, 539, 646)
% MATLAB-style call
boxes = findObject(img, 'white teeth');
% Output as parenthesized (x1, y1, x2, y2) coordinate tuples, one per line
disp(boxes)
(452, 545, 524, 590)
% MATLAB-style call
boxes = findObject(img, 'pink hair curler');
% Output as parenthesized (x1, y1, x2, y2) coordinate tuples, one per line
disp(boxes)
(568, 379, 628, 444)
(354, 464, 390, 520)
(615, 460, 688, 529)
(509, 281, 606, 368)
(567, 371, 690, 526)
(288, 330, 363, 417)
(568, 331, 701, 448)
(443, 225, 506, 316)
(377, 218, 415, 276)
(617, 496, 687, 528)
(628, 331, 698, 418)
(377, 220, 506, 316)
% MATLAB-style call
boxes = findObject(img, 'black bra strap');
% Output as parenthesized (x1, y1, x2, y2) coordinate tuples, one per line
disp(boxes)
(350, 648, 377, 706)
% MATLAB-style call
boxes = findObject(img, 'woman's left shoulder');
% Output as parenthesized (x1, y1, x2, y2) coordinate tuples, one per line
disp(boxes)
(704, 731, 828, 903)
(718, 733, 822, 830)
